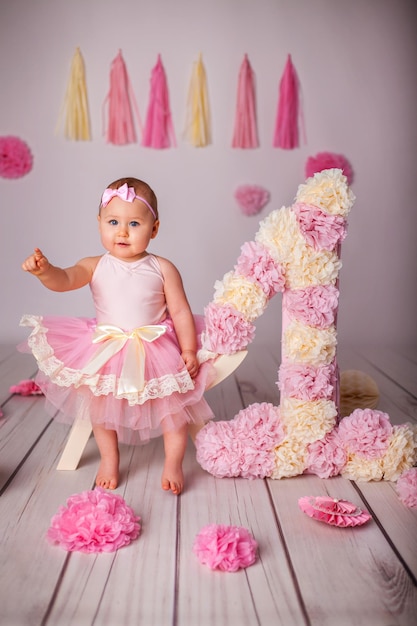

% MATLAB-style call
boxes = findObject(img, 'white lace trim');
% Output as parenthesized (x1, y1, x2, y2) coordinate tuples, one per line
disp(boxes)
(21, 314, 195, 406)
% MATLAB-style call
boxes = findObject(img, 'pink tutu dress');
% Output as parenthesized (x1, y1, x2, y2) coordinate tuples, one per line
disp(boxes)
(20, 253, 215, 444)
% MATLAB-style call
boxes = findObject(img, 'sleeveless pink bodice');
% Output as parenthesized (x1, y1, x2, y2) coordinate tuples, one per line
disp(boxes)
(90, 253, 167, 330)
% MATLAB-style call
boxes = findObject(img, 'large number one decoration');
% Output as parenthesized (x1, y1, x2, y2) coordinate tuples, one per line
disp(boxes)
(195, 169, 416, 482)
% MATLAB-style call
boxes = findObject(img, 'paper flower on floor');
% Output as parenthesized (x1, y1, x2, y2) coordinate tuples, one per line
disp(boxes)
(47, 487, 141, 553)
(234, 185, 270, 216)
(0, 136, 33, 179)
(298, 496, 371, 527)
(305, 152, 354, 186)
(9, 379, 43, 396)
(193, 524, 257, 571)
(396, 468, 417, 508)
(142, 54, 176, 149)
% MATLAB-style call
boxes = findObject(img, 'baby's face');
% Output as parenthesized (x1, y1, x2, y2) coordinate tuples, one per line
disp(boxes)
(98, 197, 159, 262)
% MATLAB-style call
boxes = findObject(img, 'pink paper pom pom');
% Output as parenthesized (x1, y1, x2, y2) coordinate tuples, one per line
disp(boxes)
(0, 136, 33, 179)
(338, 409, 393, 459)
(284, 285, 339, 329)
(234, 184, 270, 216)
(278, 362, 335, 401)
(47, 487, 141, 553)
(196, 402, 284, 478)
(292, 202, 347, 251)
(203, 302, 255, 354)
(305, 152, 354, 185)
(235, 241, 285, 297)
(9, 379, 43, 396)
(306, 429, 347, 478)
(193, 524, 258, 572)
(396, 468, 417, 507)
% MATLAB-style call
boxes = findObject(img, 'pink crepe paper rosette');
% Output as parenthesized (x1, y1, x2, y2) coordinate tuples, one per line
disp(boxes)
(202, 302, 255, 354)
(338, 409, 393, 459)
(305, 152, 354, 186)
(298, 496, 371, 527)
(0, 136, 33, 179)
(47, 487, 141, 553)
(9, 379, 43, 396)
(235, 241, 285, 298)
(234, 184, 270, 216)
(396, 468, 417, 508)
(196, 402, 284, 479)
(193, 524, 258, 571)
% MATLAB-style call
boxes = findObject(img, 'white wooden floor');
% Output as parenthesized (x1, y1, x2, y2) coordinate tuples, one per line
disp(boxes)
(0, 342, 416, 626)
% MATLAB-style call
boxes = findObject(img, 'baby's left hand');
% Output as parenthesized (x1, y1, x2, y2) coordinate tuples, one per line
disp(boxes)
(182, 350, 199, 378)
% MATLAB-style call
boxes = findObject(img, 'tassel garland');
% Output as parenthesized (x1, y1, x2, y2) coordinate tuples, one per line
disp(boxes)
(104, 50, 141, 145)
(232, 54, 259, 149)
(143, 55, 176, 149)
(273, 54, 303, 150)
(184, 53, 211, 147)
(56, 47, 91, 141)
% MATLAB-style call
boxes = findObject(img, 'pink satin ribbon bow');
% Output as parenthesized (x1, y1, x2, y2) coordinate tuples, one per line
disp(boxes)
(101, 183, 156, 219)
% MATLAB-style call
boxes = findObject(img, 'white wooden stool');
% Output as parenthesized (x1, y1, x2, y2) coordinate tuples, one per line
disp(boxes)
(57, 351, 247, 471)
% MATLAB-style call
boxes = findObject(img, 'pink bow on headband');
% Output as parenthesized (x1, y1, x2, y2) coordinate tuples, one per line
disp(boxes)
(101, 183, 156, 219)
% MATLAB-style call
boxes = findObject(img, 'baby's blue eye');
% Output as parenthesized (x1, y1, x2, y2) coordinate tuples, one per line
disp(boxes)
(109, 219, 118, 225)
(129, 221, 139, 227)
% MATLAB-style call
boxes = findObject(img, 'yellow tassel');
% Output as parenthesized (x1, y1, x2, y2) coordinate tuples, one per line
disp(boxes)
(56, 47, 91, 141)
(184, 53, 211, 147)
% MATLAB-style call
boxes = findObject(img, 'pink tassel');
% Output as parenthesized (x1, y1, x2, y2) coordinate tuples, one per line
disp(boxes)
(104, 50, 141, 145)
(232, 54, 259, 149)
(273, 54, 303, 150)
(143, 55, 176, 149)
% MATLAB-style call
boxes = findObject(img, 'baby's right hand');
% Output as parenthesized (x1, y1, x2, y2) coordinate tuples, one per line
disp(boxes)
(22, 248, 50, 276)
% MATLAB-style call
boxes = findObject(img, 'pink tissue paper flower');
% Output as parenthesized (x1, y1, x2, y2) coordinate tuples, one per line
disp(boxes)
(196, 402, 284, 478)
(298, 496, 371, 527)
(193, 524, 258, 571)
(0, 136, 33, 179)
(47, 487, 141, 553)
(234, 184, 270, 216)
(284, 285, 339, 329)
(396, 468, 417, 508)
(338, 409, 393, 459)
(305, 152, 354, 186)
(278, 362, 335, 401)
(9, 379, 43, 396)
(203, 302, 255, 353)
(292, 202, 347, 251)
(306, 429, 347, 478)
(235, 240, 286, 297)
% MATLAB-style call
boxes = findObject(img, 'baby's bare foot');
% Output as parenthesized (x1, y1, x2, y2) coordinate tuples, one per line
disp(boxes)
(161, 460, 184, 495)
(96, 455, 119, 490)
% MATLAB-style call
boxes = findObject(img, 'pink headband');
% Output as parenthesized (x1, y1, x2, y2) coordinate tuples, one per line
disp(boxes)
(101, 183, 157, 219)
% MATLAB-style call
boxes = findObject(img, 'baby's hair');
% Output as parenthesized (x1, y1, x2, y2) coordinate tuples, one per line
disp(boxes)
(99, 177, 159, 220)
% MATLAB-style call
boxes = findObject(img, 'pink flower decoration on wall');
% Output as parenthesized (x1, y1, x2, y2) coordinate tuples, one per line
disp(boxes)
(234, 184, 270, 216)
(0, 136, 33, 179)
(305, 152, 354, 185)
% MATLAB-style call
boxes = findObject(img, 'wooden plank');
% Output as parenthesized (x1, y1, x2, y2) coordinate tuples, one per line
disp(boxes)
(204, 373, 244, 422)
(0, 348, 37, 406)
(360, 346, 417, 399)
(235, 343, 280, 408)
(176, 443, 307, 626)
(0, 423, 98, 625)
(267, 474, 417, 626)
(0, 395, 52, 491)
(338, 347, 417, 424)
(353, 479, 417, 581)
(45, 438, 178, 626)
